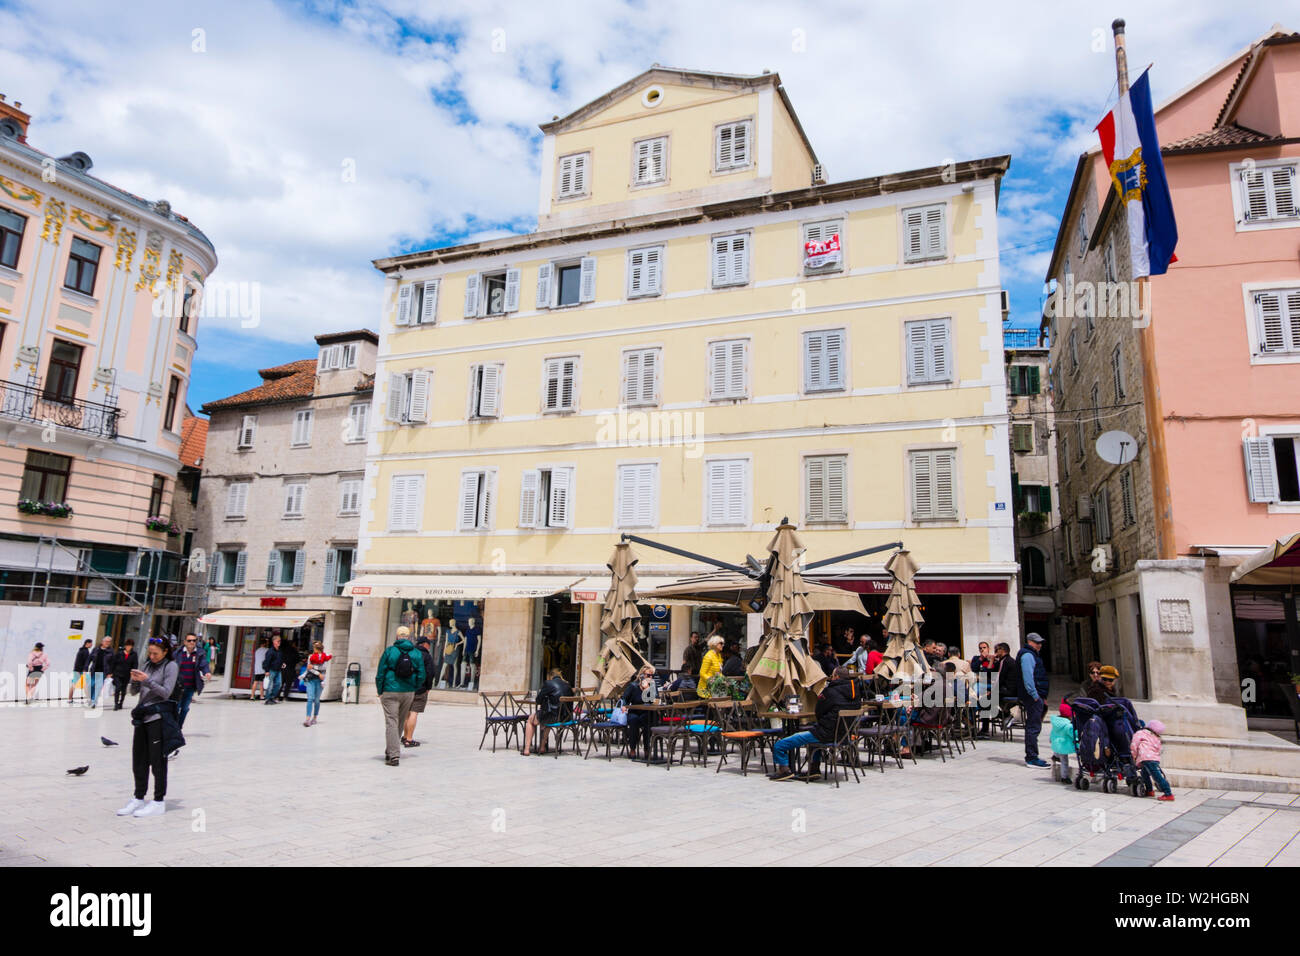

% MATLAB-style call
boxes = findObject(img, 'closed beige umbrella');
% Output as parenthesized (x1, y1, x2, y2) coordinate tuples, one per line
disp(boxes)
(874, 549, 930, 683)
(592, 542, 649, 697)
(746, 523, 834, 710)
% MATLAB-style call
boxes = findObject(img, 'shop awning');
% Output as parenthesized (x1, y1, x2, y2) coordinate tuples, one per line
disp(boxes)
(343, 574, 582, 600)
(568, 575, 686, 604)
(1229, 532, 1300, 586)
(639, 570, 866, 612)
(197, 609, 324, 628)
(1023, 594, 1057, 615)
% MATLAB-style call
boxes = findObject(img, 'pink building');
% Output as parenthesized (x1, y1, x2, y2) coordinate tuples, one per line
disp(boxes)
(0, 95, 217, 660)
(1043, 27, 1300, 785)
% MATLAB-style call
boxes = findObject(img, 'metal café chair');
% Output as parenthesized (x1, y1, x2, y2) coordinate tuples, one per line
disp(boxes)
(479, 690, 528, 752)
(715, 700, 769, 776)
(806, 707, 864, 787)
(583, 695, 624, 761)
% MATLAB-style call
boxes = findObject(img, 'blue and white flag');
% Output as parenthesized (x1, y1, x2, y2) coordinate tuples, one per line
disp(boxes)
(1095, 69, 1178, 277)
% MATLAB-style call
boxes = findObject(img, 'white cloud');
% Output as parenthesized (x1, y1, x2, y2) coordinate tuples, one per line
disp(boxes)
(1, 0, 1286, 349)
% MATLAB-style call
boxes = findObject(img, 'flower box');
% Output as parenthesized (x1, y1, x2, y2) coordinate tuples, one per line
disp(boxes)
(17, 499, 73, 518)
(145, 516, 182, 535)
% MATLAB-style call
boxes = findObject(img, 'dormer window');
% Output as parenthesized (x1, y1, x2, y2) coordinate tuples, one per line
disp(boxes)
(714, 121, 752, 172)
(557, 152, 589, 199)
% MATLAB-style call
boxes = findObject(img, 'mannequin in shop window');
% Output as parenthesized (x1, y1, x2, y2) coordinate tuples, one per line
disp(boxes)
(421, 614, 442, 679)
(440, 619, 464, 689)
(462, 616, 481, 690)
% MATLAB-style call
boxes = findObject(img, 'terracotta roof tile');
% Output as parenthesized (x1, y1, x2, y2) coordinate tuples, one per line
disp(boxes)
(200, 359, 317, 412)
(1163, 123, 1279, 152)
(179, 415, 207, 468)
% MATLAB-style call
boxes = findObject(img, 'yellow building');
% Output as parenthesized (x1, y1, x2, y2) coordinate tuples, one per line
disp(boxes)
(347, 68, 1017, 699)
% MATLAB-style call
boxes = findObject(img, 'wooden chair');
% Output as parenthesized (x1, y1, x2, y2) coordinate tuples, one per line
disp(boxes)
(479, 691, 527, 752)
(909, 704, 957, 762)
(715, 700, 769, 776)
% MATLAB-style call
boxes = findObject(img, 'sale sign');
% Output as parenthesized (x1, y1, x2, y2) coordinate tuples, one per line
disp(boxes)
(803, 232, 841, 269)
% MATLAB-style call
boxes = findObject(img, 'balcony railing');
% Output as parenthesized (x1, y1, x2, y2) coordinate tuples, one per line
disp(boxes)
(0, 379, 120, 440)
(1004, 328, 1046, 350)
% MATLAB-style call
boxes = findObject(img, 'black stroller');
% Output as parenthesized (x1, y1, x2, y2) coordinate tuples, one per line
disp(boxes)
(1069, 696, 1146, 795)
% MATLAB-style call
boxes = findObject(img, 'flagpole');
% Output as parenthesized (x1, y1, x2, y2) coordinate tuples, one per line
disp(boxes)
(1112, 18, 1176, 561)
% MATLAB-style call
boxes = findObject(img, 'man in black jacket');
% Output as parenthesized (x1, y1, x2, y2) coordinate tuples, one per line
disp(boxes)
(262, 636, 283, 704)
(770, 667, 868, 781)
(403, 635, 437, 748)
(278, 638, 300, 701)
(522, 669, 573, 756)
(87, 636, 115, 708)
(110, 639, 137, 711)
(70, 639, 92, 704)
(681, 631, 704, 679)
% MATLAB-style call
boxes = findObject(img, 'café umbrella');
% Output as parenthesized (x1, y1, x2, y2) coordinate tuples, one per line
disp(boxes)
(745, 523, 831, 711)
(592, 541, 650, 697)
(874, 548, 930, 683)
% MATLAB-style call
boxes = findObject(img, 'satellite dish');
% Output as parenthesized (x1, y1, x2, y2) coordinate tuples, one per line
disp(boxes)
(1096, 430, 1137, 465)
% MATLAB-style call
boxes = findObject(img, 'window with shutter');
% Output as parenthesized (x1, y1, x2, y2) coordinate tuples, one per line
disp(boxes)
(417, 279, 439, 324)
(627, 246, 663, 297)
(339, 479, 361, 515)
(1112, 345, 1126, 400)
(1013, 423, 1034, 452)
(542, 357, 578, 413)
(616, 463, 657, 528)
(905, 319, 953, 385)
(1254, 289, 1300, 354)
(705, 459, 748, 526)
(1077, 210, 1088, 256)
(1103, 240, 1116, 283)
(708, 339, 747, 399)
(535, 263, 553, 309)
(347, 403, 368, 443)
(910, 449, 958, 520)
(470, 363, 503, 418)
(1091, 384, 1101, 435)
(283, 483, 305, 517)
(324, 549, 338, 592)
(714, 121, 751, 171)
(395, 284, 413, 326)
(902, 204, 946, 262)
(622, 348, 659, 406)
(226, 481, 249, 518)
(406, 370, 431, 423)
(1120, 469, 1136, 526)
(233, 551, 247, 587)
(463, 273, 480, 317)
(557, 152, 589, 198)
(208, 551, 222, 586)
(1069, 330, 1079, 371)
(803, 329, 846, 392)
(292, 550, 306, 587)
(1095, 489, 1112, 543)
(292, 409, 313, 447)
(805, 455, 847, 523)
(1243, 436, 1280, 503)
(238, 415, 256, 448)
(518, 469, 539, 528)
(1241, 163, 1297, 222)
(633, 136, 667, 185)
(547, 467, 572, 528)
(266, 549, 280, 587)
(710, 233, 748, 287)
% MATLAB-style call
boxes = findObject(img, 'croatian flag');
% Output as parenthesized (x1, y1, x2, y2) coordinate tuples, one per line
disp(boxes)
(1095, 69, 1177, 277)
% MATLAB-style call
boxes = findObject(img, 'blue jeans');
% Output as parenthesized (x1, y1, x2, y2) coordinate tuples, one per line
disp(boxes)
(1140, 760, 1172, 796)
(265, 671, 282, 701)
(773, 730, 820, 770)
(88, 673, 105, 707)
(305, 678, 322, 719)
(178, 687, 195, 727)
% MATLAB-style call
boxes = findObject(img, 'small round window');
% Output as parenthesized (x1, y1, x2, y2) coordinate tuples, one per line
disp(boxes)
(641, 85, 664, 108)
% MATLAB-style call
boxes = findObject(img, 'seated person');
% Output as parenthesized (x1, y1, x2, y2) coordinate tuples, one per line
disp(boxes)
(621, 665, 657, 759)
(813, 644, 839, 676)
(665, 663, 698, 699)
(721, 642, 746, 677)
(521, 668, 573, 756)
(770, 666, 869, 781)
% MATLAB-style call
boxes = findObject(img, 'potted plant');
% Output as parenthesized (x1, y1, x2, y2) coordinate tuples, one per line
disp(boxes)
(17, 499, 73, 518)
(145, 516, 181, 535)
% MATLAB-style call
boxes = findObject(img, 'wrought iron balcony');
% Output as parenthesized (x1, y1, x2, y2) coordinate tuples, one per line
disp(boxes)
(1004, 328, 1047, 350)
(0, 379, 120, 440)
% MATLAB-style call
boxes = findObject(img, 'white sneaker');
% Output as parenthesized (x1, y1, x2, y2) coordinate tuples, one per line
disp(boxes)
(116, 798, 145, 816)
(132, 800, 166, 817)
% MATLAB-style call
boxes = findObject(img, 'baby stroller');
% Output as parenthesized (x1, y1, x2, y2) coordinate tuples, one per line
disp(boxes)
(1069, 697, 1125, 793)
(1100, 698, 1147, 795)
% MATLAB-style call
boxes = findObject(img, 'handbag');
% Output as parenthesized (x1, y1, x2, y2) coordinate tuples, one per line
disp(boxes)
(611, 705, 629, 727)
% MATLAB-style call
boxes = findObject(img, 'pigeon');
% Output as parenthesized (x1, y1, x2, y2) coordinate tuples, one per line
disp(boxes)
(101, 737, 118, 747)
(66, 766, 89, 776)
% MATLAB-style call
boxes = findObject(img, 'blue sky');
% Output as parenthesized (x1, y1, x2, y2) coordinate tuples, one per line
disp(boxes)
(0, 0, 1285, 411)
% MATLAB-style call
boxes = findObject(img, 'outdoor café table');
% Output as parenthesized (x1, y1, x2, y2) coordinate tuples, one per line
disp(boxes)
(758, 709, 818, 774)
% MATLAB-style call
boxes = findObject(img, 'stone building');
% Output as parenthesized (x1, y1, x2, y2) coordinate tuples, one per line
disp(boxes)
(194, 330, 376, 700)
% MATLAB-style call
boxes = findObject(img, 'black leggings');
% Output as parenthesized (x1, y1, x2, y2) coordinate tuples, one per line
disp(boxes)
(132, 720, 166, 801)
(625, 713, 651, 755)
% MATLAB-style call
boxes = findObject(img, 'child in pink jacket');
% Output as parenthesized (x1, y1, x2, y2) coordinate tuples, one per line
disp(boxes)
(1131, 719, 1172, 801)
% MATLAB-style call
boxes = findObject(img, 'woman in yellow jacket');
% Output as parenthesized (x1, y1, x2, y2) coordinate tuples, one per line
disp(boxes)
(697, 635, 726, 697)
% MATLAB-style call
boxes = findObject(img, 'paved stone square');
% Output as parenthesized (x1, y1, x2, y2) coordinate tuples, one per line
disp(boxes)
(1, 696, 1298, 867)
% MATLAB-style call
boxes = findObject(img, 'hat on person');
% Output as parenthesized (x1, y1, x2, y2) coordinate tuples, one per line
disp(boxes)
(1099, 665, 1119, 680)
(1058, 700, 1073, 719)
(415, 635, 430, 646)
(1026, 632, 1044, 644)
(1144, 719, 1165, 735)
(34, 642, 44, 649)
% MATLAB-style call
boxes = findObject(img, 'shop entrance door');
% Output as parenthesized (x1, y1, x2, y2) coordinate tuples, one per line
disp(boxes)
(537, 594, 580, 688)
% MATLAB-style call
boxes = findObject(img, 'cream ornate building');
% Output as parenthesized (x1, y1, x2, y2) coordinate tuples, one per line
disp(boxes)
(347, 68, 1018, 700)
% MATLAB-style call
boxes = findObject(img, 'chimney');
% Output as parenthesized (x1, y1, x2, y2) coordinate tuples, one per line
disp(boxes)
(0, 95, 31, 142)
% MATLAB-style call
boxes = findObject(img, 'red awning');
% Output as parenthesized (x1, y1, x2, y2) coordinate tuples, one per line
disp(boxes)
(810, 577, 1008, 595)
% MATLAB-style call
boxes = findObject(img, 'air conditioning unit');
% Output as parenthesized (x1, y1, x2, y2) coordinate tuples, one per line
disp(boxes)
(1077, 494, 1092, 520)
(811, 163, 827, 186)
(1000, 290, 1010, 316)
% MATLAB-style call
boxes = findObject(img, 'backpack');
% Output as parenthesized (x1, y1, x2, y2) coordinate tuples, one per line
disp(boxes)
(393, 648, 414, 680)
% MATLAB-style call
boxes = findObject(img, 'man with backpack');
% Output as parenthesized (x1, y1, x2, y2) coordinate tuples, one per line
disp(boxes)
(375, 625, 425, 766)
(402, 634, 437, 749)
(1017, 633, 1050, 768)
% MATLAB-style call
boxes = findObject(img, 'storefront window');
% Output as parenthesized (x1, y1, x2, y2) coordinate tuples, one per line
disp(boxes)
(536, 594, 581, 689)
(387, 599, 484, 692)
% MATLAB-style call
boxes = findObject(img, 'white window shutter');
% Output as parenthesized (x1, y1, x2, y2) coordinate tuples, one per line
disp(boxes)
(622, 351, 641, 405)
(930, 320, 951, 382)
(535, 264, 553, 309)
(420, 279, 439, 324)
(266, 549, 280, 587)
(478, 364, 501, 417)
(1271, 165, 1296, 218)
(1242, 169, 1268, 221)
(711, 238, 729, 286)
(706, 461, 727, 524)
(519, 469, 539, 528)
(627, 250, 644, 297)
(1243, 437, 1279, 503)
(578, 257, 596, 303)
(805, 332, 824, 391)
(385, 373, 405, 423)
(404, 477, 421, 530)
(548, 467, 572, 528)
(234, 551, 247, 587)
(324, 549, 337, 590)
(645, 247, 661, 294)
(635, 465, 655, 526)
(709, 343, 727, 397)
(716, 126, 732, 169)
(293, 550, 305, 586)
(388, 477, 408, 530)
(503, 268, 521, 313)
(728, 340, 745, 397)
(1287, 292, 1300, 350)
(907, 324, 929, 384)
(617, 466, 636, 526)
(208, 552, 221, 585)
(934, 451, 955, 518)
(911, 452, 933, 519)
(458, 472, 480, 530)
(480, 471, 496, 528)
(825, 330, 845, 389)
(904, 208, 923, 260)
(226, 483, 239, 517)
(732, 122, 749, 166)
(806, 457, 825, 522)
(407, 371, 431, 424)
(732, 236, 748, 284)
(463, 273, 480, 317)
(239, 415, 256, 447)
(825, 456, 846, 521)
(543, 358, 561, 411)
(1256, 293, 1286, 352)
(571, 153, 587, 194)
(924, 205, 945, 256)
(395, 284, 413, 326)
(645, 350, 660, 404)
